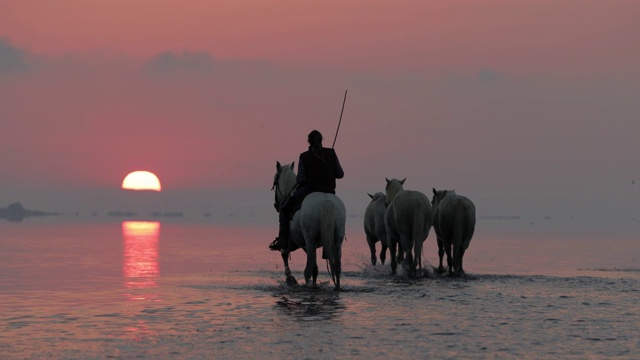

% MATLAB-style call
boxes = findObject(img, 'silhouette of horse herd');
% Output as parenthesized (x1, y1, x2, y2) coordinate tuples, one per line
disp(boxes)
(273, 161, 476, 291)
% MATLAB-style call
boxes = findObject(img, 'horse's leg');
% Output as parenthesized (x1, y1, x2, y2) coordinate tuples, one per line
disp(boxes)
(304, 244, 318, 287)
(281, 250, 291, 277)
(389, 239, 398, 275)
(437, 236, 445, 274)
(332, 243, 342, 291)
(304, 261, 311, 286)
(366, 234, 377, 265)
(444, 240, 453, 276)
(311, 253, 319, 286)
(416, 238, 425, 278)
(452, 240, 462, 277)
(399, 234, 415, 278)
(281, 250, 297, 285)
(455, 245, 466, 276)
(460, 248, 466, 275)
(403, 246, 415, 278)
(380, 240, 388, 265)
(397, 242, 405, 263)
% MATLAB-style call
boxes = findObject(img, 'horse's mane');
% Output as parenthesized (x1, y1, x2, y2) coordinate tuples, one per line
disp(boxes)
(432, 189, 456, 208)
(368, 192, 385, 202)
(278, 162, 298, 195)
(385, 178, 406, 204)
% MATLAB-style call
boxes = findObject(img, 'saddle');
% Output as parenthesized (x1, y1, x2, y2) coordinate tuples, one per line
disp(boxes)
(290, 202, 303, 218)
(286, 189, 328, 220)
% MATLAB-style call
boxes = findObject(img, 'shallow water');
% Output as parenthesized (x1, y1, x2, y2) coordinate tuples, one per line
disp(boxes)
(1, 220, 639, 359)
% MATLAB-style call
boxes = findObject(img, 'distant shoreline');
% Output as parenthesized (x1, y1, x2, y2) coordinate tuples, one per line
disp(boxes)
(0, 202, 59, 222)
(479, 215, 521, 220)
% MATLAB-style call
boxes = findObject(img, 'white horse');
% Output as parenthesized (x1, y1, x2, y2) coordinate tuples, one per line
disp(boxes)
(384, 178, 433, 277)
(431, 189, 476, 276)
(272, 161, 347, 290)
(364, 192, 388, 265)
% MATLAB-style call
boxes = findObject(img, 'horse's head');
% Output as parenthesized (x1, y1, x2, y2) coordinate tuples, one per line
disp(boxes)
(384, 178, 406, 205)
(273, 161, 297, 209)
(367, 192, 385, 202)
(431, 188, 456, 209)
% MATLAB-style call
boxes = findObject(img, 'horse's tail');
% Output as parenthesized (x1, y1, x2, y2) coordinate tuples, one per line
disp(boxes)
(412, 202, 426, 275)
(320, 199, 337, 286)
(458, 201, 476, 249)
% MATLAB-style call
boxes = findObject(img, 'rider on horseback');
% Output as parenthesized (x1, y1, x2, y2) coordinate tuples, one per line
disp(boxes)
(269, 129, 345, 252)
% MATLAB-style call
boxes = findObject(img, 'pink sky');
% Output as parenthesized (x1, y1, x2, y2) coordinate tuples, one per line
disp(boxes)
(3, 1, 638, 74)
(1, 0, 640, 213)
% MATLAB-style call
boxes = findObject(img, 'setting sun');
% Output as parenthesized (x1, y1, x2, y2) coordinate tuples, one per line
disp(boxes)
(122, 171, 162, 191)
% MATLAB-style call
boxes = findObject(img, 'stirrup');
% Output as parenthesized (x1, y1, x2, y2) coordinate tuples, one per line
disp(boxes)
(269, 237, 286, 251)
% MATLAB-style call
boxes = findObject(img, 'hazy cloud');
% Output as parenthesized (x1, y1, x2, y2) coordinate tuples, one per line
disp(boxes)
(0, 38, 29, 76)
(477, 69, 500, 84)
(144, 51, 216, 74)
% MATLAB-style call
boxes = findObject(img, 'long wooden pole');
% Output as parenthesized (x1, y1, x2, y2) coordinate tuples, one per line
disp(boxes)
(332, 89, 348, 149)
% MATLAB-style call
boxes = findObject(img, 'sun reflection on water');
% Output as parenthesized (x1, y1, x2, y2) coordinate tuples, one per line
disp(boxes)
(122, 221, 160, 291)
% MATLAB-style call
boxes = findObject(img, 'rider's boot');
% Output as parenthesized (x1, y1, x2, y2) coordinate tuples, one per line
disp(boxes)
(269, 211, 290, 251)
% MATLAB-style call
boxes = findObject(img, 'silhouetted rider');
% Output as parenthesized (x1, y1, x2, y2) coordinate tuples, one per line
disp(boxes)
(269, 130, 344, 251)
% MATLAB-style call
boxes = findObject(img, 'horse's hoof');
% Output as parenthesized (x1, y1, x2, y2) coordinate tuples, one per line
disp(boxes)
(286, 276, 298, 286)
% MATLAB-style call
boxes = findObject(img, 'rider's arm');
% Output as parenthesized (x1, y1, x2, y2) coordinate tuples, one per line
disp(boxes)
(296, 154, 306, 184)
(334, 154, 344, 179)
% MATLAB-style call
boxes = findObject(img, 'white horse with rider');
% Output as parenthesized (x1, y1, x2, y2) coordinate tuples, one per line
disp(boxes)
(272, 161, 347, 290)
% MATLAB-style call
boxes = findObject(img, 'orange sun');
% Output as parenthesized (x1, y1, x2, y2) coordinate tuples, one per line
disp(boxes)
(122, 171, 162, 191)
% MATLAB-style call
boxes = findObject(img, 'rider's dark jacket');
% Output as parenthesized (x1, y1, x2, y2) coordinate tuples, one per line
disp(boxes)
(297, 147, 344, 194)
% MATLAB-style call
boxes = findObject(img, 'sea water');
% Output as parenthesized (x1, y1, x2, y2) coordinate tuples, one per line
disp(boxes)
(1, 218, 639, 359)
